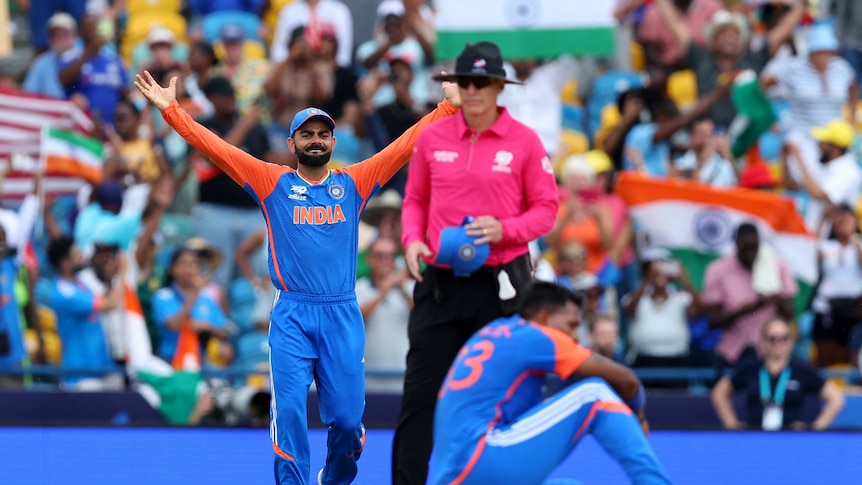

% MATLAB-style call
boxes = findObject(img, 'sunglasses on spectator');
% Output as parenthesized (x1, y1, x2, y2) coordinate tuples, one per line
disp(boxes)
(765, 334, 790, 344)
(456, 77, 493, 90)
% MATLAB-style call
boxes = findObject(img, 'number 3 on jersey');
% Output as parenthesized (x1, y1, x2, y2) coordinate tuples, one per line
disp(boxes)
(439, 341, 495, 397)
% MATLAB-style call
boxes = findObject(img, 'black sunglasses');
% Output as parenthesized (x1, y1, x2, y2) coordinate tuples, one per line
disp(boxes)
(456, 77, 493, 90)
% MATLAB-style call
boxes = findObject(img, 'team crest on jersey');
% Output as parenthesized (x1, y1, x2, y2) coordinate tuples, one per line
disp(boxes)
(492, 150, 513, 173)
(289, 185, 308, 201)
(433, 150, 458, 163)
(328, 183, 345, 200)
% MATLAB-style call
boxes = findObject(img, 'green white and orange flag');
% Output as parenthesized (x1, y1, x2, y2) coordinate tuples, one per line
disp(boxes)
(433, 0, 616, 60)
(616, 173, 817, 313)
(40, 127, 104, 185)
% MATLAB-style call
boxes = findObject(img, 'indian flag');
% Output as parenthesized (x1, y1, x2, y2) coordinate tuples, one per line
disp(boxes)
(434, 0, 616, 60)
(616, 173, 817, 314)
(41, 127, 104, 185)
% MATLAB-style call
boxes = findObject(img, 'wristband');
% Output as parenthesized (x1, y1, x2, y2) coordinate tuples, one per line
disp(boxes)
(625, 381, 646, 415)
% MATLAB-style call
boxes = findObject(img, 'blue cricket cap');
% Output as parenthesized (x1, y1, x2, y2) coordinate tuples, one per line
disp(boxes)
(435, 216, 490, 277)
(289, 107, 335, 138)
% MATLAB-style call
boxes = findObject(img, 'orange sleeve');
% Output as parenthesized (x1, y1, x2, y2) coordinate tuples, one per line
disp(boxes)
(161, 101, 288, 200)
(538, 326, 592, 380)
(341, 99, 459, 200)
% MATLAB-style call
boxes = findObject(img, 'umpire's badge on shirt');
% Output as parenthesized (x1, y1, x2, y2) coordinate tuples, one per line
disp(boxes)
(328, 183, 345, 199)
(492, 150, 513, 173)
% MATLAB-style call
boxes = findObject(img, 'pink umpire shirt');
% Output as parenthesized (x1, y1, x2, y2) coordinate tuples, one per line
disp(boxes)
(401, 107, 559, 268)
(701, 253, 798, 362)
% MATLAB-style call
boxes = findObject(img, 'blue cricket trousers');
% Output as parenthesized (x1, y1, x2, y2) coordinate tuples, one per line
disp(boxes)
(269, 291, 366, 485)
(433, 378, 671, 485)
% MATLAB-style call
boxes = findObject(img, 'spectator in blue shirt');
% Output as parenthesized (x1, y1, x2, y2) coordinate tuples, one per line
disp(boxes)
(151, 247, 233, 368)
(0, 225, 26, 371)
(22, 12, 78, 98)
(46, 236, 126, 389)
(58, 15, 129, 127)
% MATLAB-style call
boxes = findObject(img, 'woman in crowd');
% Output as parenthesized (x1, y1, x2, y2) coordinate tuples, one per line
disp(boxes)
(712, 318, 845, 431)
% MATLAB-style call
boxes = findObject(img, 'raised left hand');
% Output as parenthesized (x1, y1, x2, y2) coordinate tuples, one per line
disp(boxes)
(440, 70, 461, 108)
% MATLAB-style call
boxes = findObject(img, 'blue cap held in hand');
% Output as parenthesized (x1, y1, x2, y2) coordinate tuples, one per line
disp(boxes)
(436, 216, 490, 276)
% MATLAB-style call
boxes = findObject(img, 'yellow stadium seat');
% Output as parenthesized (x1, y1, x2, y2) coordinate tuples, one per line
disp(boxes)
(767, 162, 784, 190)
(667, 69, 698, 111)
(121, 11, 187, 64)
(24, 329, 62, 365)
(855, 194, 862, 222)
(262, 0, 296, 44)
(629, 40, 646, 73)
(37, 305, 57, 333)
(214, 39, 267, 61)
(126, 0, 182, 16)
(593, 103, 622, 150)
(560, 79, 581, 106)
(553, 130, 589, 178)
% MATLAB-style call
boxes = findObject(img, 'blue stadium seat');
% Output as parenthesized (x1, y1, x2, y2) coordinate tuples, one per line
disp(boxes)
(561, 103, 585, 133)
(201, 11, 262, 44)
(229, 278, 257, 335)
(587, 70, 644, 138)
(234, 331, 269, 369)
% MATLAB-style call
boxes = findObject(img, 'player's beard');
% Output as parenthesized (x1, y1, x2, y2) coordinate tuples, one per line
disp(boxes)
(296, 144, 332, 167)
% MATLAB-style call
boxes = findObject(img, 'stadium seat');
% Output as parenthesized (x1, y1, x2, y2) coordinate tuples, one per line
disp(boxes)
(158, 213, 195, 249)
(587, 70, 644, 138)
(126, 0, 182, 16)
(121, 11, 188, 64)
(666, 69, 697, 111)
(262, 0, 296, 44)
(562, 104, 586, 133)
(229, 278, 258, 335)
(37, 305, 57, 333)
(201, 11, 262, 44)
(25, 328, 62, 365)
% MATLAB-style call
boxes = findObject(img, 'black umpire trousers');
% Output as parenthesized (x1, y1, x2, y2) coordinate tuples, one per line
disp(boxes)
(391, 256, 532, 485)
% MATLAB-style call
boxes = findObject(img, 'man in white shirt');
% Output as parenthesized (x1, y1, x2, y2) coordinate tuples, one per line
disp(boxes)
(783, 119, 862, 231)
(673, 117, 738, 187)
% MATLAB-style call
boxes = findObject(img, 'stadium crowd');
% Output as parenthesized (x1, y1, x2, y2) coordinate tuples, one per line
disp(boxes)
(0, 0, 858, 429)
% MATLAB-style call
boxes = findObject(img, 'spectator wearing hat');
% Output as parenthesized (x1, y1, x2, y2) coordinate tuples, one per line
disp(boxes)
(139, 27, 183, 89)
(22, 12, 77, 98)
(766, 22, 857, 190)
(193, 76, 271, 288)
(654, 0, 804, 129)
(393, 41, 558, 485)
(211, 24, 269, 117)
(637, 0, 723, 73)
(672, 117, 738, 187)
(623, 248, 702, 371)
(73, 180, 145, 256)
(58, 14, 129, 127)
(26, 0, 85, 55)
(547, 154, 614, 276)
(810, 204, 862, 368)
(358, 189, 404, 278)
(270, 0, 353, 68)
(783, 120, 862, 218)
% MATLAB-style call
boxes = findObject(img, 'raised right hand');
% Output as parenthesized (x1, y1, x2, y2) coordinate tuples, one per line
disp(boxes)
(134, 70, 177, 112)
(405, 241, 433, 282)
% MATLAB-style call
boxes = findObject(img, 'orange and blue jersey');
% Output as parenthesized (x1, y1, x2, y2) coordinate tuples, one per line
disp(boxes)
(161, 99, 457, 296)
(434, 315, 591, 474)
(432, 315, 671, 485)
